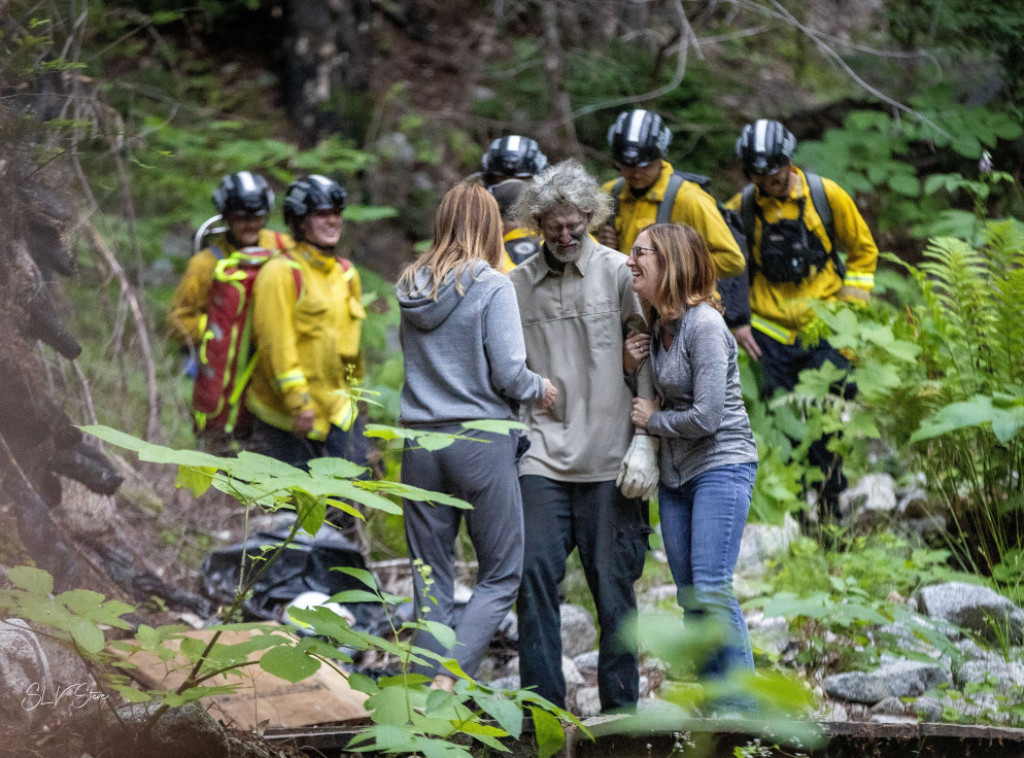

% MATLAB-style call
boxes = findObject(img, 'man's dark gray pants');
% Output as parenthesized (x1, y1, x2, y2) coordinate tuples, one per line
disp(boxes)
(402, 428, 523, 679)
(516, 475, 648, 712)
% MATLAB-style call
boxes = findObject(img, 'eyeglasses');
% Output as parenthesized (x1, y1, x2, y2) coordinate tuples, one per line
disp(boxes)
(613, 160, 653, 171)
(749, 163, 789, 178)
(629, 246, 657, 258)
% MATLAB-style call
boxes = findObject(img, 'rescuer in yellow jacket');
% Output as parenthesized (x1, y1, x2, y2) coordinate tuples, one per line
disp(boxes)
(489, 178, 542, 272)
(167, 171, 289, 347)
(246, 174, 365, 468)
(727, 119, 879, 521)
(598, 109, 745, 279)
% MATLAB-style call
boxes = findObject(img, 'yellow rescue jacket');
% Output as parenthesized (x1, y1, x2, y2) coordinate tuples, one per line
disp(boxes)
(601, 159, 745, 277)
(501, 227, 542, 272)
(725, 166, 878, 342)
(245, 241, 365, 439)
(166, 228, 291, 346)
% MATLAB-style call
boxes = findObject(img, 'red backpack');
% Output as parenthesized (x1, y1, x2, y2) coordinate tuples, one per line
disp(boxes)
(192, 241, 301, 435)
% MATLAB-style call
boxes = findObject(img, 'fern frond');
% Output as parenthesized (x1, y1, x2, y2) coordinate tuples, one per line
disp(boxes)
(917, 237, 997, 396)
(983, 221, 1024, 385)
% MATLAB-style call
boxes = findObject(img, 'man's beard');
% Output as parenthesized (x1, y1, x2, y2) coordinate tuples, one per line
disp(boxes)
(548, 238, 584, 263)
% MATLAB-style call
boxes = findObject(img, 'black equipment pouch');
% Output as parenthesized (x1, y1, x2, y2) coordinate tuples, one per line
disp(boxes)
(756, 200, 829, 285)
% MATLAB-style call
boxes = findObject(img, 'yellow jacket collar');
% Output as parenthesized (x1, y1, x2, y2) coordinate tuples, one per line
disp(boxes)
(295, 241, 337, 271)
(618, 159, 675, 202)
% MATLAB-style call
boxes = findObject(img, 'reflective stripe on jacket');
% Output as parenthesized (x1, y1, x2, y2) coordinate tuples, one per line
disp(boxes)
(725, 166, 878, 337)
(167, 228, 291, 346)
(246, 241, 365, 439)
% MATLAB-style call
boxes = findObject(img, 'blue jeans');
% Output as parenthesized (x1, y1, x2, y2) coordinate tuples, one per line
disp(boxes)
(658, 462, 757, 708)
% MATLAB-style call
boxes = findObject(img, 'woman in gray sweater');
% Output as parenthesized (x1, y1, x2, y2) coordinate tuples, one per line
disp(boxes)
(396, 182, 556, 692)
(624, 223, 758, 713)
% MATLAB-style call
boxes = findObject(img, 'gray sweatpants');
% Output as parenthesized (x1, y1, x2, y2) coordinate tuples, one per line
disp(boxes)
(401, 427, 523, 678)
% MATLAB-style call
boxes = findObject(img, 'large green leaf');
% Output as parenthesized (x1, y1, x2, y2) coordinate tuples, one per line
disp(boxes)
(372, 481, 471, 509)
(460, 419, 528, 434)
(475, 692, 523, 738)
(530, 706, 566, 758)
(259, 644, 321, 683)
(308, 456, 367, 479)
(9, 565, 54, 595)
(366, 684, 417, 726)
(911, 395, 1024, 444)
(68, 617, 106, 654)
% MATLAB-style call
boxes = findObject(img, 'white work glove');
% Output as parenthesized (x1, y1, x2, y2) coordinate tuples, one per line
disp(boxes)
(616, 434, 659, 500)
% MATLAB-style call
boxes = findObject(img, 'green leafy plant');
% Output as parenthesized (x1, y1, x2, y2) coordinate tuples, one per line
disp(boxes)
(65, 424, 582, 755)
(877, 222, 1024, 594)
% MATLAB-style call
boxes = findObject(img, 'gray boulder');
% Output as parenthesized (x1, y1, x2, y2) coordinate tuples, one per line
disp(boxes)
(640, 583, 679, 610)
(560, 604, 598, 658)
(574, 685, 602, 718)
(0, 618, 93, 730)
(573, 649, 600, 680)
(823, 658, 951, 704)
(916, 582, 1024, 644)
(840, 473, 897, 526)
(736, 514, 799, 574)
(955, 658, 1024, 695)
(85, 701, 235, 758)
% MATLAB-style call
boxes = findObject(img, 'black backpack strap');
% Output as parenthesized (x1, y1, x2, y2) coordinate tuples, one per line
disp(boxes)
(804, 172, 844, 279)
(675, 171, 712, 192)
(610, 177, 625, 222)
(657, 173, 685, 224)
(805, 172, 835, 249)
(740, 184, 756, 254)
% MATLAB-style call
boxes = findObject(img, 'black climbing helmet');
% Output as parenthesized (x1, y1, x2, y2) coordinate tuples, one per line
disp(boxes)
(736, 119, 797, 175)
(607, 109, 672, 167)
(282, 175, 347, 233)
(481, 136, 548, 181)
(212, 171, 274, 216)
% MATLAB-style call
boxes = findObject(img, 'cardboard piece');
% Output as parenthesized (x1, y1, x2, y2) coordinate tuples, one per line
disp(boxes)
(112, 625, 370, 730)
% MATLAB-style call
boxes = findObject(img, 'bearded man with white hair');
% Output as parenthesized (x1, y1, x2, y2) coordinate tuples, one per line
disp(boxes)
(508, 159, 659, 713)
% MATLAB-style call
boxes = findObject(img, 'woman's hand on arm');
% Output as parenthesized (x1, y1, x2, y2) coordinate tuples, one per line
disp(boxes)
(630, 397, 658, 430)
(623, 331, 651, 374)
(536, 378, 558, 411)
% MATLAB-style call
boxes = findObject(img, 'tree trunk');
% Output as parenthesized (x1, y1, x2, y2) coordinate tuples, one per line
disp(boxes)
(539, 2, 580, 159)
(282, 0, 374, 147)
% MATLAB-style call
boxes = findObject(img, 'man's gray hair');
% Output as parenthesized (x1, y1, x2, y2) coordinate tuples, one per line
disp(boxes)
(512, 159, 612, 232)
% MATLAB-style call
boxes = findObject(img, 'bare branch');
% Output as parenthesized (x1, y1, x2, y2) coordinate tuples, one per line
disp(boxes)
(78, 217, 163, 443)
(568, 0, 695, 122)
(739, 0, 949, 138)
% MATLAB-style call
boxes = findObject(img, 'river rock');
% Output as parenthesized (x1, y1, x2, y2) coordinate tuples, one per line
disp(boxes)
(574, 685, 601, 718)
(560, 604, 597, 658)
(916, 582, 1024, 645)
(840, 473, 897, 526)
(573, 649, 600, 679)
(736, 514, 799, 574)
(823, 658, 951, 704)
(955, 658, 1024, 695)
(0, 618, 93, 730)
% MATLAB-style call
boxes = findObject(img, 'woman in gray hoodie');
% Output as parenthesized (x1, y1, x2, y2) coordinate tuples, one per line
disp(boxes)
(397, 182, 557, 692)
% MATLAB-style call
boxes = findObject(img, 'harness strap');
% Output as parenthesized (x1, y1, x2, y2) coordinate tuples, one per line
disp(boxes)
(656, 173, 684, 224)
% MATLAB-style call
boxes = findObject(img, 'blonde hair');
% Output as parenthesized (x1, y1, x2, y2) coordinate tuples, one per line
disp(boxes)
(397, 182, 504, 299)
(641, 223, 723, 320)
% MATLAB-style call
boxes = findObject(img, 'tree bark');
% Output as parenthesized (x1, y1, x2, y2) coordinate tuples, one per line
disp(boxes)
(282, 0, 374, 147)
